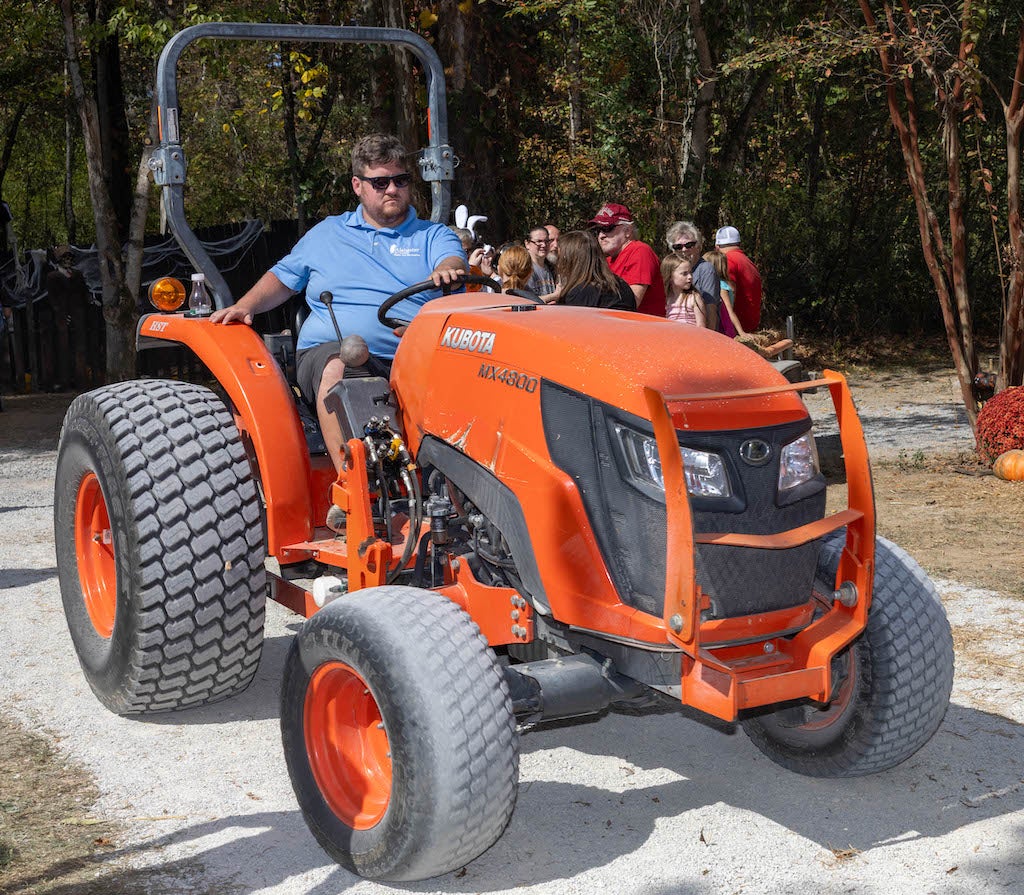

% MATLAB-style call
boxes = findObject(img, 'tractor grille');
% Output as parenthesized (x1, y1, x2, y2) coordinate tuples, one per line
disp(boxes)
(540, 381, 825, 621)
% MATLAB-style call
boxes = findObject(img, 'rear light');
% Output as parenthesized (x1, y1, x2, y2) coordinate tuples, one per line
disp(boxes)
(148, 277, 186, 312)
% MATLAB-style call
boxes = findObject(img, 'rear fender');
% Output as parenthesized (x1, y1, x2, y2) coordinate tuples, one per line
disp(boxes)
(136, 313, 313, 551)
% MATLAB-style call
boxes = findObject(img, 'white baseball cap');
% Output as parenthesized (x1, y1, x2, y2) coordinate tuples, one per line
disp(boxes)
(715, 225, 741, 246)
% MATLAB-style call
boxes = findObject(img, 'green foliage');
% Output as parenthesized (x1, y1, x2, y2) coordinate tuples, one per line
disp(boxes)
(0, 0, 1016, 353)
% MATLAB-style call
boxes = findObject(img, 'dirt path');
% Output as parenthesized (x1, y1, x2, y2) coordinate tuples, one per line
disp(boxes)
(1, 369, 1022, 895)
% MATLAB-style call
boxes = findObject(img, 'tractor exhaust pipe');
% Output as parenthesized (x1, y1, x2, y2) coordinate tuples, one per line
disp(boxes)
(503, 653, 647, 725)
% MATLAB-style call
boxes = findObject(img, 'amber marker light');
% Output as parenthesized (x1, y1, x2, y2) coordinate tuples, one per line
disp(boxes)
(148, 277, 186, 312)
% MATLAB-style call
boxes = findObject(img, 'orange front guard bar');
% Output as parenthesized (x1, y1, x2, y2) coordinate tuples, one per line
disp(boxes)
(644, 370, 876, 722)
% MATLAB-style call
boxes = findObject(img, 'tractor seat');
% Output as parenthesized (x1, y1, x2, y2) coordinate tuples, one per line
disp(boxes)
(261, 296, 327, 455)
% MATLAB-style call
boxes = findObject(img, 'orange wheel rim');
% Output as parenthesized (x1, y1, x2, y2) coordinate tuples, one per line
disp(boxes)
(800, 648, 858, 732)
(304, 662, 392, 829)
(74, 472, 117, 638)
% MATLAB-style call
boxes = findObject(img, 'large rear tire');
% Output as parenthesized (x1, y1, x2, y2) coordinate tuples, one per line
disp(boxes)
(54, 380, 266, 714)
(741, 533, 953, 777)
(280, 586, 519, 881)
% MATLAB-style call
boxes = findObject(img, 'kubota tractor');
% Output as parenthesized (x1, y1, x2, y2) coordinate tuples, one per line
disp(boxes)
(53, 22, 954, 883)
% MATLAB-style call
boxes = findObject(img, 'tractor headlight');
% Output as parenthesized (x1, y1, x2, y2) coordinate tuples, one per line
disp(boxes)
(778, 432, 820, 493)
(614, 424, 731, 499)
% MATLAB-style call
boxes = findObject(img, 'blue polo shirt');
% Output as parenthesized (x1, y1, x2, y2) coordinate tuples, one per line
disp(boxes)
(273, 206, 465, 358)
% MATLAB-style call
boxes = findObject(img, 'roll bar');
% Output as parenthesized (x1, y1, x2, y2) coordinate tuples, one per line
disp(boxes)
(149, 23, 454, 306)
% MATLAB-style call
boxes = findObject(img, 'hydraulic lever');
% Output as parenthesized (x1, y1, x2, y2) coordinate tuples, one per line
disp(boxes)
(319, 291, 369, 367)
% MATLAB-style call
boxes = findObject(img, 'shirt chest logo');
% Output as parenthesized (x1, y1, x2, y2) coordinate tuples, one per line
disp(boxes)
(389, 245, 422, 257)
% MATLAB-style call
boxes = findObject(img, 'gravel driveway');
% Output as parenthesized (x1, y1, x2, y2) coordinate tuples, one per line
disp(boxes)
(2, 386, 1020, 895)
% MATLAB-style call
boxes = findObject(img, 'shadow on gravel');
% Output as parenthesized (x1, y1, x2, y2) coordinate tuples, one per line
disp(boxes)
(2, 811, 347, 895)
(108, 658, 1024, 892)
(0, 567, 58, 589)
(857, 406, 971, 436)
(136, 633, 294, 726)
(487, 701, 1024, 885)
(39, 693, 1020, 894)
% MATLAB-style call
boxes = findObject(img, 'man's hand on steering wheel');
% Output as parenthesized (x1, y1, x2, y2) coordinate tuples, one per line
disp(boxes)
(430, 257, 468, 290)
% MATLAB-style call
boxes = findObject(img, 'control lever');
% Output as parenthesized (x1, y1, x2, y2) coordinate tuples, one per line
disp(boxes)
(319, 291, 370, 367)
(320, 291, 345, 345)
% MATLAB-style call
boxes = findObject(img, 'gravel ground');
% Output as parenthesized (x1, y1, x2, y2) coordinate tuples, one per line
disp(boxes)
(802, 365, 975, 459)
(2, 383, 1021, 895)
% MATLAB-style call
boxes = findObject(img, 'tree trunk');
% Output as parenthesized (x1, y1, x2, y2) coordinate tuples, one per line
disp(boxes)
(380, 0, 417, 153)
(1000, 25, 1024, 389)
(125, 101, 159, 304)
(0, 102, 27, 195)
(942, 98, 977, 384)
(61, 0, 136, 382)
(568, 16, 583, 143)
(64, 64, 78, 244)
(806, 83, 826, 202)
(860, 0, 978, 427)
(280, 44, 307, 236)
(699, 70, 771, 232)
(92, 0, 132, 239)
(685, 0, 715, 200)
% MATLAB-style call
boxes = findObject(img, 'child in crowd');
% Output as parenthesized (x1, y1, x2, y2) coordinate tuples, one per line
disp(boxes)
(703, 249, 746, 338)
(662, 255, 706, 327)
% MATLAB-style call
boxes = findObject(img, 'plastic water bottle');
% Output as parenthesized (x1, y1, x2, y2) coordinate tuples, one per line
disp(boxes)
(189, 273, 212, 316)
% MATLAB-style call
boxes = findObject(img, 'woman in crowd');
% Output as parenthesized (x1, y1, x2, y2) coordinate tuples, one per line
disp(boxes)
(497, 244, 534, 293)
(553, 230, 635, 310)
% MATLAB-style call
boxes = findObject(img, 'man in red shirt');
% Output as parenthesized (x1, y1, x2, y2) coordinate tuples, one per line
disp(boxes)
(715, 225, 762, 332)
(591, 203, 665, 317)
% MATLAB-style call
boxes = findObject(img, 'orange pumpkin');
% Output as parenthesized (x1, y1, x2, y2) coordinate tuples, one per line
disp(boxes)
(993, 449, 1024, 481)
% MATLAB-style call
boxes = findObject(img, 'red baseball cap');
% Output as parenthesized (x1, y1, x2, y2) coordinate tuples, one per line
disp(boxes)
(590, 203, 634, 226)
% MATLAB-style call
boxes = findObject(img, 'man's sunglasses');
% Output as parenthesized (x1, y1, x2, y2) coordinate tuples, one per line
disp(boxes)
(356, 173, 413, 191)
(594, 224, 622, 234)
(672, 240, 698, 251)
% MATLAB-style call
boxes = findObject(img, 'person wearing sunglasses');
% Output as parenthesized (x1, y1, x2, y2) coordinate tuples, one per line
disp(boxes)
(523, 226, 557, 298)
(210, 133, 466, 481)
(589, 203, 665, 317)
(664, 221, 720, 331)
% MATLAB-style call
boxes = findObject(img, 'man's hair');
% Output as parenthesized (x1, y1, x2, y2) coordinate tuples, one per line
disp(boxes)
(556, 231, 619, 300)
(666, 220, 701, 252)
(351, 133, 408, 176)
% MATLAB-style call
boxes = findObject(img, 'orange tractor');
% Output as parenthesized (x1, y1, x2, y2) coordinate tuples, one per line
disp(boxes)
(54, 22, 953, 883)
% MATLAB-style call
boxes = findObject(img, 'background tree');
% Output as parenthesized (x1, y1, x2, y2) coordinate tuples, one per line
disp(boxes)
(0, 0, 1017, 402)
(60, 0, 163, 381)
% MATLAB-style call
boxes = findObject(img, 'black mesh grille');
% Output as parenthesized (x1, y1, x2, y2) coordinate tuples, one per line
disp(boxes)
(541, 381, 825, 621)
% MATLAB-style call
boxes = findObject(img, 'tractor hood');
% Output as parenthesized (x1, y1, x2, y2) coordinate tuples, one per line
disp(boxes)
(392, 294, 808, 452)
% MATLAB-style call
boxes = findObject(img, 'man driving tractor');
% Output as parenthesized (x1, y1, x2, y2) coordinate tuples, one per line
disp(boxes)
(209, 133, 467, 478)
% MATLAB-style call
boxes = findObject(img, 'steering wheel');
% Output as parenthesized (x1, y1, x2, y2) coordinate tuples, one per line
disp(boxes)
(377, 274, 543, 329)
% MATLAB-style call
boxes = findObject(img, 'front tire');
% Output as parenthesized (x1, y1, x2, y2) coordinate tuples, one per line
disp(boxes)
(741, 534, 953, 777)
(280, 586, 519, 881)
(54, 380, 267, 714)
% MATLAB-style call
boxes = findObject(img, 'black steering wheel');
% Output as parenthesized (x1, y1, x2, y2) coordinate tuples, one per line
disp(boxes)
(377, 274, 543, 329)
